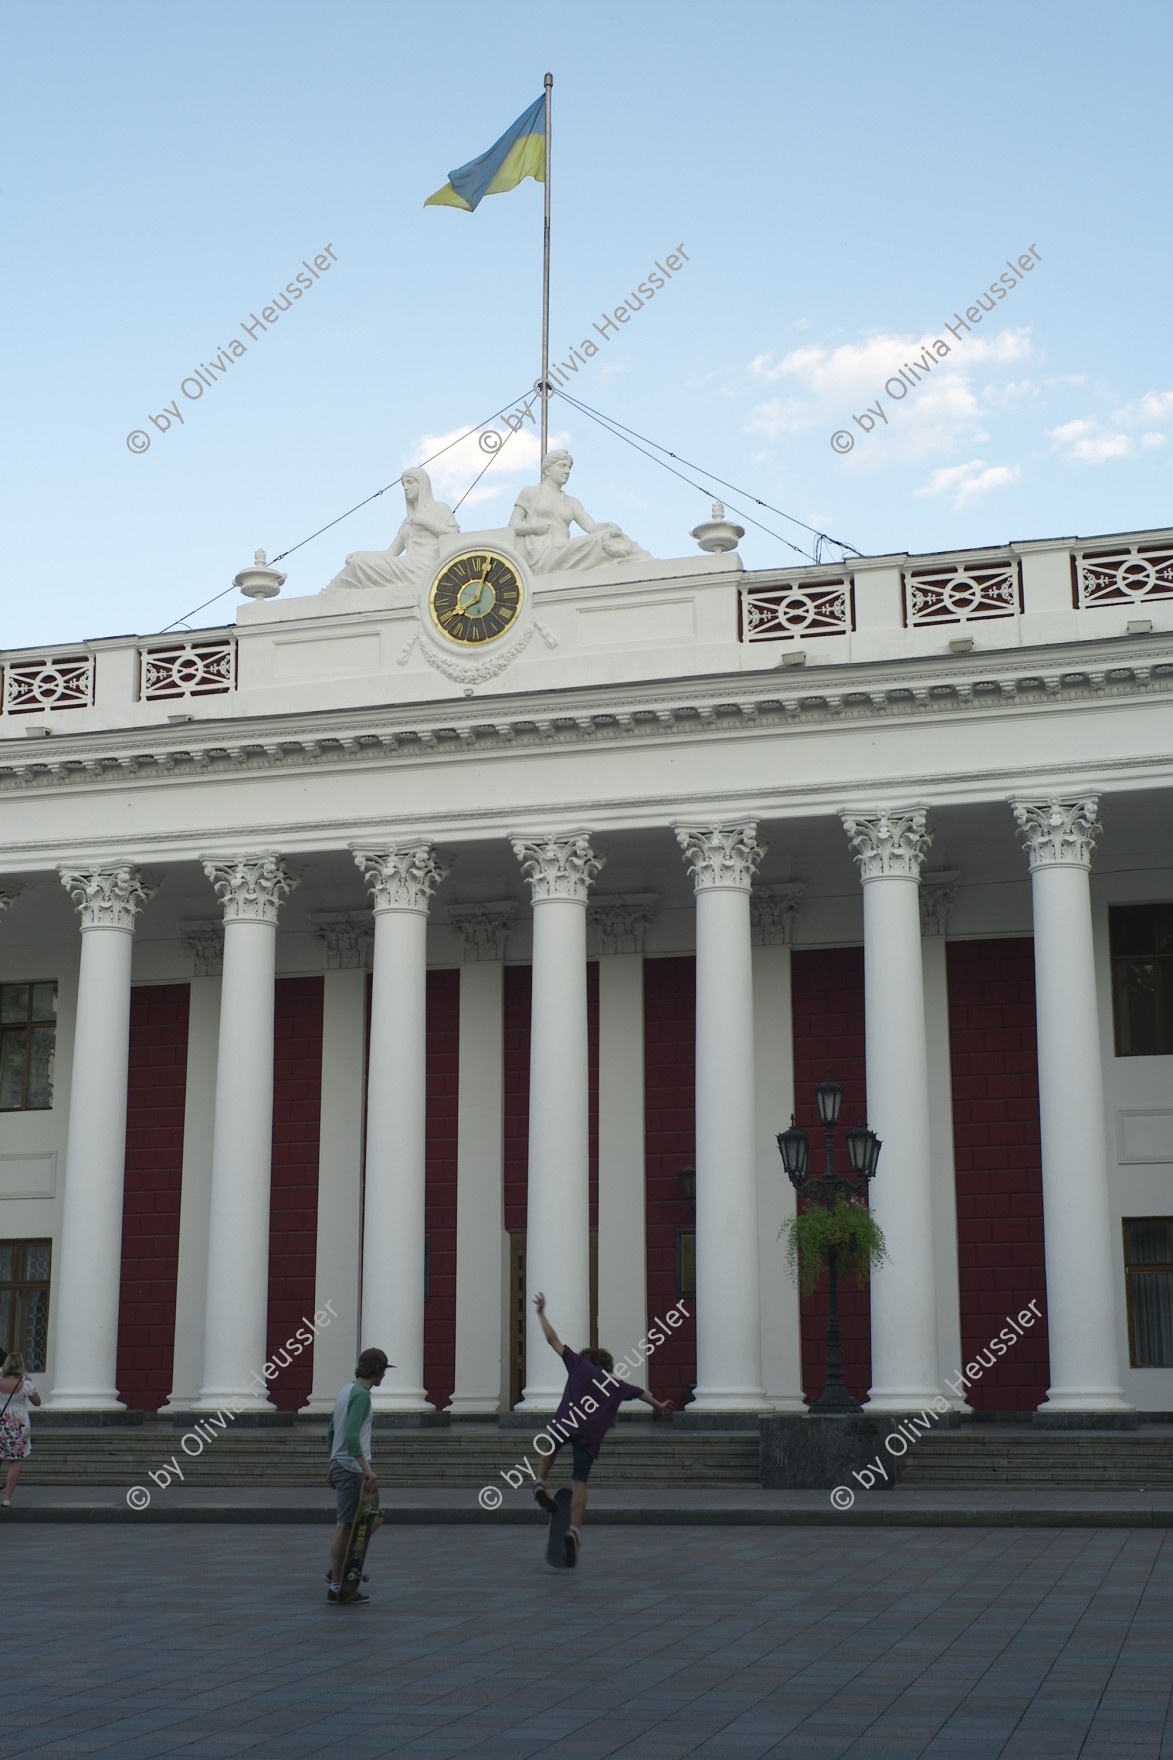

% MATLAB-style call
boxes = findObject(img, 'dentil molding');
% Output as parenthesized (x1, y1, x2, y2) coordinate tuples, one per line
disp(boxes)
(675, 823, 766, 892)
(59, 863, 155, 931)
(512, 832, 604, 904)
(202, 854, 297, 924)
(1011, 796, 1102, 870)
(841, 808, 933, 881)
(353, 843, 450, 913)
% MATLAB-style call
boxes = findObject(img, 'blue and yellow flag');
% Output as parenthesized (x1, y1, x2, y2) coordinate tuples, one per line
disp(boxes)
(425, 96, 546, 212)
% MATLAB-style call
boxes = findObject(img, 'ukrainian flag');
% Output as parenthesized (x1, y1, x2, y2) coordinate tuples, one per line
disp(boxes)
(425, 96, 546, 212)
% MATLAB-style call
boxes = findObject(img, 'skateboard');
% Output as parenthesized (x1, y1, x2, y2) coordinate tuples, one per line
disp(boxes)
(544, 1486, 575, 1570)
(338, 1489, 381, 1601)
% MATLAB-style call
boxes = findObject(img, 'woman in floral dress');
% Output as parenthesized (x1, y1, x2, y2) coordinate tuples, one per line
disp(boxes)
(0, 1353, 40, 1506)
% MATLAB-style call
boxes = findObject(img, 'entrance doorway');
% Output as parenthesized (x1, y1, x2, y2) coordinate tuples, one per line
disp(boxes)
(508, 1230, 598, 1410)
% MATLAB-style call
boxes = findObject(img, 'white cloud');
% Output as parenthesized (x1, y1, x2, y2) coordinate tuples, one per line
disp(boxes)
(1048, 388, 1173, 464)
(743, 328, 1030, 462)
(408, 422, 551, 508)
(915, 459, 1021, 507)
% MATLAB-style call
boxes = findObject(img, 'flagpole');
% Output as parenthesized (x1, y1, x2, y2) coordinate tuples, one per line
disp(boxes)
(540, 71, 553, 463)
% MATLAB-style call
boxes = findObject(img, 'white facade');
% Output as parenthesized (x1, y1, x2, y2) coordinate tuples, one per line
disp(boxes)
(1, 521, 1171, 1413)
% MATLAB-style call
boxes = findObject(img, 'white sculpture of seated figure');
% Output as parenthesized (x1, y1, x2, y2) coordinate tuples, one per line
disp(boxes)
(509, 450, 649, 574)
(325, 467, 459, 595)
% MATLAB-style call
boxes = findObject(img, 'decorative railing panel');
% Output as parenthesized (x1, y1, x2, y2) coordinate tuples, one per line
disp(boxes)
(1075, 543, 1173, 609)
(141, 641, 235, 699)
(743, 579, 852, 641)
(904, 561, 1020, 626)
(5, 655, 94, 713)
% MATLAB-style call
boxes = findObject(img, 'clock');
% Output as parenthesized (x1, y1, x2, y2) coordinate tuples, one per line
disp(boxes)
(428, 549, 524, 646)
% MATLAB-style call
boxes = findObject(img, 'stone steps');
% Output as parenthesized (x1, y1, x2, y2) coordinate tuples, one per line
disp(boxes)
(900, 1431, 1173, 1488)
(23, 1427, 761, 1487)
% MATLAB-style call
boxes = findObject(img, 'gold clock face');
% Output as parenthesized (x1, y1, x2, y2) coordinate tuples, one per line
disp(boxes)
(428, 550, 524, 645)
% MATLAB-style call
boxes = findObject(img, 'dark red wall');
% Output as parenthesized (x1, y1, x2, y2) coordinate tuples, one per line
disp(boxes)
(117, 984, 190, 1412)
(643, 956, 698, 1409)
(947, 939, 1049, 1410)
(503, 965, 532, 1236)
(265, 976, 324, 1412)
(790, 948, 871, 1404)
(424, 968, 460, 1410)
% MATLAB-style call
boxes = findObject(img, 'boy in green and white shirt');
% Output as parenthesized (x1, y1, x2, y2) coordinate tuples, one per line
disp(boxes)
(326, 1348, 389, 1602)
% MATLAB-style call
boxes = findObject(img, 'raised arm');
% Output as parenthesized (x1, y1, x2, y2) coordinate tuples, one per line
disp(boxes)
(637, 1388, 673, 1418)
(532, 1291, 563, 1356)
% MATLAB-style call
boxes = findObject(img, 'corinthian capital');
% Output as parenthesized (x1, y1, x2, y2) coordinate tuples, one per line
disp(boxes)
(60, 864, 155, 931)
(1011, 796, 1102, 871)
(314, 913, 373, 969)
(841, 808, 932, 881)
(588, 894, 657, 954)
(750, 883, 804, 947)
(675, 823, 765, 893)
(447, 902, 516, 961)
(512, 831, 604, 904)
(353, 843, 450, 914)
(919, 871, 960, 937)
(202, 854, 297, 924)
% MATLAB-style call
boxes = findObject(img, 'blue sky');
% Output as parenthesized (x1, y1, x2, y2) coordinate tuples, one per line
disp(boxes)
(4, 0, 1170, 649)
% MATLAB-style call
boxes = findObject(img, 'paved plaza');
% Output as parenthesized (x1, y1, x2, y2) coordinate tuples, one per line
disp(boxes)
(7, 1523, 1173, 1759)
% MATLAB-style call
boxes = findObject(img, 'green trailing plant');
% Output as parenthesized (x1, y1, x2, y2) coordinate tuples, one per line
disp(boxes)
(779, 1197, 888, 1298)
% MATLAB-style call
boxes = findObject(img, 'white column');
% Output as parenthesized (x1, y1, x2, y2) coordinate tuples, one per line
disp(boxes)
(919, 873, 970, 1411)
(590, 896, 656, 1389)
(45, 865, 154, 1410)
(676, 823, 767, 1412)
(354, 843, 449, 1413)
(751, 885, 807, 1412)
(447, 904, 514, 1416)
(842, 808, 941, 1412)
(1011, 796, 1130, 1412)
(195, 855, 296, 1411)
(513, 832, 603, 1409)
(302, 918, 370, 1413)
(162, 925, 223, 1410)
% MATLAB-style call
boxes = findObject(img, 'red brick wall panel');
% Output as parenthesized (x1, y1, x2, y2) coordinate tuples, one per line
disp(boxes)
(117, 984, 190, 1412)
(266, 976, 324, 1411)
(424, 968, 460, 1411)
(947, 938, 1049, 1411)
(642, 956, 697, 1409)
(790, 948, 871, 1405)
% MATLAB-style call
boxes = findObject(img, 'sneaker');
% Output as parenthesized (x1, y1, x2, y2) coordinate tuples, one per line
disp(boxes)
(534, 1484, 557, 1515)
(328, 1589, 370, 1604)
(564, 1527, 580, 1568)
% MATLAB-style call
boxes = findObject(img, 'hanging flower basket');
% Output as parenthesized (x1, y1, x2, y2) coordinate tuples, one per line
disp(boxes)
(779, 1197, 888, 1298)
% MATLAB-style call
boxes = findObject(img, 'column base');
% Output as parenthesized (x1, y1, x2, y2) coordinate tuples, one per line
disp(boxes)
(864, 1389, 948, 1415)
(370, 1391, 436, 1416)
(445, 1397, 502, 1419)
(42, 1390, 127, 1413)
(298, 1396, 342, 1417)
(1037, 1390, 1134, 1415)
(190, 1392, 275, 1414)
(765, 1395, 810, 1415)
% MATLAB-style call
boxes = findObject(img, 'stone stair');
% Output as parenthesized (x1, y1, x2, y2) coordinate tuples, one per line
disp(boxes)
(899, 1426, 1173, 1489)
(24, 1423, 761, 1488)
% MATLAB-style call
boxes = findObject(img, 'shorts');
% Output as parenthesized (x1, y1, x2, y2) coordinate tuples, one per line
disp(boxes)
(332, 1462, 364, 1525)
(552, 1440, 595, 1482)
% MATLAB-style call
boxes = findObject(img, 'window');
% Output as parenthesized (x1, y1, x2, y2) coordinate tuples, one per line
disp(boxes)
(1111, 905, 1173, 1056)
(1123, 1219, 1173, 1367)
(0, 1241, 51, 1372)
(0, 982, 57, 1110)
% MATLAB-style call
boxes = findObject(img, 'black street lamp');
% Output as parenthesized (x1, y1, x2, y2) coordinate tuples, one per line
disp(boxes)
(777, 1080, 882, 1413)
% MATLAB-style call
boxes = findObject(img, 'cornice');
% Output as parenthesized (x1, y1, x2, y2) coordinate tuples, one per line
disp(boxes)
(0, 640, 1168, 798)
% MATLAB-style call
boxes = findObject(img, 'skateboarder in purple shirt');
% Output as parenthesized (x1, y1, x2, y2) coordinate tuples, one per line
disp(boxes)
(531, 1291, 673, 1564)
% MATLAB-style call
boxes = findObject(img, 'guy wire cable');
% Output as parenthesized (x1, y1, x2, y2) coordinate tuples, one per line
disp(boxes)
(551, 387, 863, 560)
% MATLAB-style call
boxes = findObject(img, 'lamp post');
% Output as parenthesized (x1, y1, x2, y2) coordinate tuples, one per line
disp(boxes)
(777, 1080, 881, 1413)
